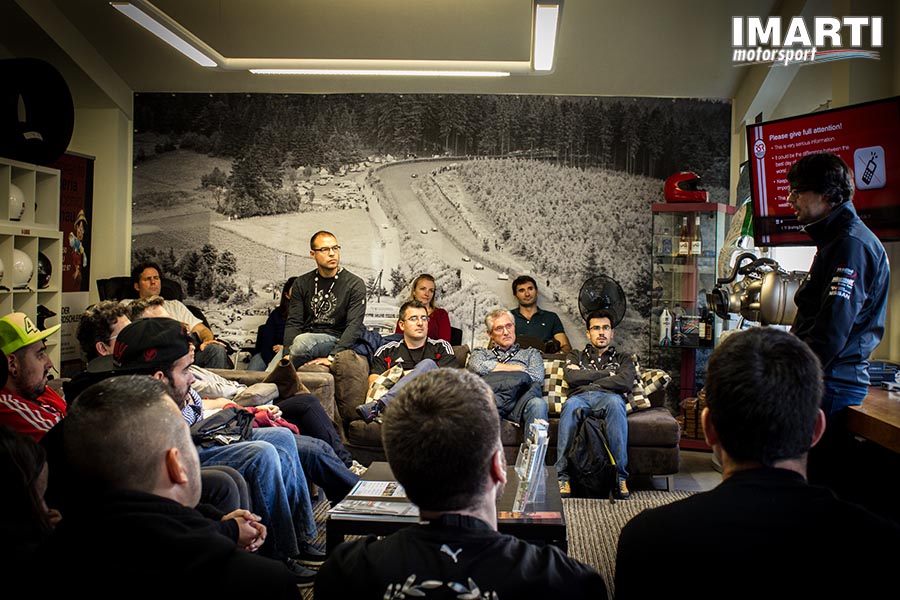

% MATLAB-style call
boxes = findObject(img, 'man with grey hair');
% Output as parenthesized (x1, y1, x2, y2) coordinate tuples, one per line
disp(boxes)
(467, 308, 548, 429)
(316, 369, 607, 599)
(38, 375, 300, 597)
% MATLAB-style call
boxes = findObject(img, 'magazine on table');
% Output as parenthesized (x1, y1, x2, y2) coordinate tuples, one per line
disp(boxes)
(327, 479, 420, 522)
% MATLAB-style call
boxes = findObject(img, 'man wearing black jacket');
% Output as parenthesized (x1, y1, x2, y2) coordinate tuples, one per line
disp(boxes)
(283, 231, 366, 368)
(787, 153, 890, 492)
(555, 309, 635, 499)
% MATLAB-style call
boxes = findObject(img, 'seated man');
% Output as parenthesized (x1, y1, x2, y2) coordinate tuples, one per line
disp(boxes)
(615, 327, 900, 599)
(129, 260, 231, 369)
(38, 375, 300, 598)
(0, 312, 64, 440)
(467, 309, 548, 429)
(511, 275, 571, 354)
(316, 368, 608, 599)
(100, 317, 324, 584)
(555, 310, 634, 499)
(283, 231, 366, 368)
(356, 300, 455, 423)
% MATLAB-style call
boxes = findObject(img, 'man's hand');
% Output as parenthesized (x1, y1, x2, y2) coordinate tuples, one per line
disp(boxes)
(199, 339, 228, 352)
(223, 509, 267, 552)
(492, 363, 525, 372)
(258, 404, 283, 421)
(307, 356, 333, 367)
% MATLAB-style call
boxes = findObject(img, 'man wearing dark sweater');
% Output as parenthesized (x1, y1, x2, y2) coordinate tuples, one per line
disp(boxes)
(283, 231, 366, 368)
(614, 327, 900, 599)
(38, 375, 300, 598)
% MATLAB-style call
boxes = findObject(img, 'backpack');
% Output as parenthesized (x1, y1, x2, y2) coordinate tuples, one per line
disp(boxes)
(566, 409, 618, 500)
(190, 406, 255, 448)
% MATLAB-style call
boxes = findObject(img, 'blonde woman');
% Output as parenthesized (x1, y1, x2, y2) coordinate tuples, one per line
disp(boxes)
(394, 274, 451, 342)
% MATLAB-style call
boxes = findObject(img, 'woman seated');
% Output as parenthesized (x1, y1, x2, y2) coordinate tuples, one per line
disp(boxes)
(248, 277, 296, 371)
(394, 274, 451, 342)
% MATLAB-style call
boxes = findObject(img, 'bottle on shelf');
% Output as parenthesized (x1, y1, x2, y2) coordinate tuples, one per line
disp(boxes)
(697, 290, 709, 344)
(660, 226, 672, 256)
(672, 313, 684, 346)
(659, 303, 672, 346)
(678, 216, 690, 256)
(690, 215, 702, 256)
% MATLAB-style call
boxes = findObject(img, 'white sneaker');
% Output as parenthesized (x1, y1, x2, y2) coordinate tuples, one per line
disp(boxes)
(349, 460, 368, 476)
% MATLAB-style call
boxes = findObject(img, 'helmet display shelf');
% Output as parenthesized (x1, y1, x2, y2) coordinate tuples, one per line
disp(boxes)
(0, 156, 62, 367)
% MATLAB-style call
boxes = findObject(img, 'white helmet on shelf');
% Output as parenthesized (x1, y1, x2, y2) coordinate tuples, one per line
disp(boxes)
(12, 249, 34, 288)
(9, 183, 26, 221)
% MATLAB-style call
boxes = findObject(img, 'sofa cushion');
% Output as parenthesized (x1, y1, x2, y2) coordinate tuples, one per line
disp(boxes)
(627, 407, 681, 447)
(347, 419, 385, 447)
(543, 358, 569, 417)
(331, 349, 371, 425)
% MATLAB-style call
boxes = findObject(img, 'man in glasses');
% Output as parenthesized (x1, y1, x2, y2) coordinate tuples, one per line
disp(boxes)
(786, 153, 889, 498)
(468, 309, 548, 431)
(283, 230, 366, 368)
(556, 309, 634, 499)
(356, 300, 455, 423)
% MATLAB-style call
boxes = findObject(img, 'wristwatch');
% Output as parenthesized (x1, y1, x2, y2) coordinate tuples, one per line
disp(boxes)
(327, 355, 336, 363)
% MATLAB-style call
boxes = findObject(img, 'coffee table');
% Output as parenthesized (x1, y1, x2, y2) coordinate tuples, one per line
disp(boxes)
(325, 462, 567, 553)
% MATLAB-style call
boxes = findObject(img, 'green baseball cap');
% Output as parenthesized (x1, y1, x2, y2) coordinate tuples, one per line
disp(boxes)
(0, 312, 60, 355)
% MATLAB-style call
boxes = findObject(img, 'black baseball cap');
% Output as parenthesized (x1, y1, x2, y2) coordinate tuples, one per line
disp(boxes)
(86, 317, 192, 375)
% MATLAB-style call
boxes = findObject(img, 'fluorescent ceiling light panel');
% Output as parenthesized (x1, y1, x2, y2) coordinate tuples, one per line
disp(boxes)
(111, 2, 217, 67)
(110, 1, 560, 76)
(250, 69, 510, 77)
(533, 4, 560, 71)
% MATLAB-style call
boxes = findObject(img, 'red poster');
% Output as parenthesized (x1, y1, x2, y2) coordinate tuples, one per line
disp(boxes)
(50, 152, 94, 292)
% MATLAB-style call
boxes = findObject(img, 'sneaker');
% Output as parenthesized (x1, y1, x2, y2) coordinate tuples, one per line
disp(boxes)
(349, 460, 368, 476)
(294, 541, 327, 566)
(615, 480, 631, 500)
(356, 401, 381, 424)
(558, 480, 571, 497)
(283, 558, 316, 587)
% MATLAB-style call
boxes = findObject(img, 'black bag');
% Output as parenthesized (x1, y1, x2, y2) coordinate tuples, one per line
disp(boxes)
(566, 410, 618, 500)
(190, 407, 255, 448)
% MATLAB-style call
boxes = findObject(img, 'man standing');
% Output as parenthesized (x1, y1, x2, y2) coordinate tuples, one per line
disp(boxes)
(511, 275, 571, 354)
(130, 261, 230, 369)
(316, 368, 608, 599)
(614, 327, 900, 599)
(556, 310, 633, 499)
(786, 153, 890, 492)
(283, 231, 366, 368)
(356, 300, 455, 423)
(0, 312, 63, 440)
(468, 309, 548, 430)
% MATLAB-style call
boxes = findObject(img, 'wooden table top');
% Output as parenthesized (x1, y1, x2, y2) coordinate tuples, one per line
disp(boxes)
(846, 387, 900, 454)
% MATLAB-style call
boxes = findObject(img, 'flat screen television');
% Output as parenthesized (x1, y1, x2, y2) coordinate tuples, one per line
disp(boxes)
(746, 95, 900, 246)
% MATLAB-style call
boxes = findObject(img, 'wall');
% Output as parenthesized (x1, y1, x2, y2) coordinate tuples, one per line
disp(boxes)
(65, 107, 133, 302)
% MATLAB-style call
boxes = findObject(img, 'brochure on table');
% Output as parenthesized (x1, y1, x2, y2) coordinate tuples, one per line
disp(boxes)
(327, 479, 420, 522)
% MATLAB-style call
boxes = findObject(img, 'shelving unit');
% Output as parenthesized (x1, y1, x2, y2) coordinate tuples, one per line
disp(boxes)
(650, 202, 733, 451)
(0, 157, 63, 368)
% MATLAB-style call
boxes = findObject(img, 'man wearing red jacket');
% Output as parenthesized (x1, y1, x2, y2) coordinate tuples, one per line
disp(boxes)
(0, 312, 63, 441)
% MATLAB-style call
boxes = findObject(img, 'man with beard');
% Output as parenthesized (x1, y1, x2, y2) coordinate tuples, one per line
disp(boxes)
(555, 309, 634, 499)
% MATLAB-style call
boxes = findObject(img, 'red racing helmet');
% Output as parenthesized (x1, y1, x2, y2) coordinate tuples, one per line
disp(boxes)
(664, 171, 709, 203)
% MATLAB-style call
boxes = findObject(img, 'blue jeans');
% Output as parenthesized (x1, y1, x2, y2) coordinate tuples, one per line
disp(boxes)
(197, 427, 316, 560)
(555, 390, 629, 483)
(821, 379, 868, 416)
(289, 332, 338, 367)
(194, 342, 230, 369)
(379, 359, 440, 409)
(294, 434, 359, 502)
(247, 352, 268, 371)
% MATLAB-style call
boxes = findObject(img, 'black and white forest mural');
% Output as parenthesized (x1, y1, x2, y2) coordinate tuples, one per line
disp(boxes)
(132, 93, 731, 387)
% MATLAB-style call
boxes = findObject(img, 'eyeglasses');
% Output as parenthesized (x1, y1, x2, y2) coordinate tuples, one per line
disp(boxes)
(313, 245, 341, 254)
(788, 188, 808, 198)
(403, 315, 429, 322)
(589, 325, 612, 332)
(140, 275, 161, 282)
(492, 323, 514, 334)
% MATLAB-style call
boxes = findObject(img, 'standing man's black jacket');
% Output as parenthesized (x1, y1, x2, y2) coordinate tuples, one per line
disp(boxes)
(791, 202, 889, 387)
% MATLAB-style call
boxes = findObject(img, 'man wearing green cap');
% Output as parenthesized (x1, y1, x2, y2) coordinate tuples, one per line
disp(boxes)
(0, 312, 63, 440)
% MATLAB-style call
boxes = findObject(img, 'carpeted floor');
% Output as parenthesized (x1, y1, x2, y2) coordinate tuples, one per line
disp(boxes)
(301, 489, 693, 598)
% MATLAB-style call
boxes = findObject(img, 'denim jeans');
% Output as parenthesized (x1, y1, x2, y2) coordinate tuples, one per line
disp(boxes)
(555, 390, 629, 483)
(821, 379, 869, 416)
(289, 332, 338, 367)
(294, 434, 359, 502)
(379, 359, 440, 410)
(197, 427, 316, 560)
(194, 342, 230, 369)
(247, 352, 268, 371)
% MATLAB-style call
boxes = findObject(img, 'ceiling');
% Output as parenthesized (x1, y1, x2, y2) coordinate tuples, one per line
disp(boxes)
(2, 0, 782, 111)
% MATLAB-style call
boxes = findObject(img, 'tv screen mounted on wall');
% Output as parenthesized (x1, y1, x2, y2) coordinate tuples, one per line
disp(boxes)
(746, 95, 900, 246)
